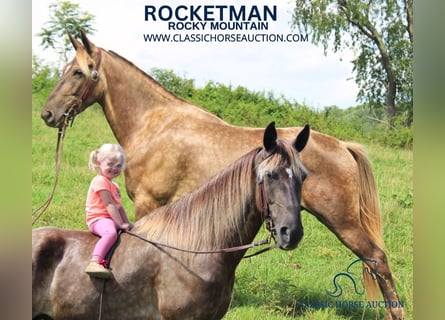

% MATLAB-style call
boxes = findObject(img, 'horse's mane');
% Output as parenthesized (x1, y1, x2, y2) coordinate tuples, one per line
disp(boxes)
(134, 139, 306, 252)
(107, 50, 189, 104)
(105, 49, 227, 123)
(135, 147, 262, 252)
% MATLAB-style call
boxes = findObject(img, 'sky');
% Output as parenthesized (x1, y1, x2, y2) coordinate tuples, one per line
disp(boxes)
(32, 0, 359, 109)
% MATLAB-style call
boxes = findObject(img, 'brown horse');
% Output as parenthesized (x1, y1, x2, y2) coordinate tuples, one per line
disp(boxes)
(40, 31, 404, 319)
(32, 123, 309, 320)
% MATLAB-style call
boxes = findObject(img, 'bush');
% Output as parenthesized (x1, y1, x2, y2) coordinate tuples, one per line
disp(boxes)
(32, 65, 413, 149)
(32, 54, 59, 96)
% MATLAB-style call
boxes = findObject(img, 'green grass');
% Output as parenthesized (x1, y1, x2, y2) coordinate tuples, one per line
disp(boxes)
(32, 95, 413, 319)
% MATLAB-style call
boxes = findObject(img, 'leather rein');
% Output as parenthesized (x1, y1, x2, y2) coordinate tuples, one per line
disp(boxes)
(124, 181, 277, 258)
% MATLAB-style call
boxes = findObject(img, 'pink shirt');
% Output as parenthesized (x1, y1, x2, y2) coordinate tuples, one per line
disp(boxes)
(86, 175, 122, 226)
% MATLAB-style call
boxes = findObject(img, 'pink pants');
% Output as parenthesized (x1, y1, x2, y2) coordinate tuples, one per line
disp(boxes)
(88, 218, 119, 260)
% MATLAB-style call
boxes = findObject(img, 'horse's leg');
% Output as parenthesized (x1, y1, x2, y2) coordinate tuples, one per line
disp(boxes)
(126, 140, 194, 220)
(305, 203, 404, 320)
(132, 193, 167, 219)
(329, 222, 404, 320)
(126, 170, 177, 219)
(302, 176, 404, 319)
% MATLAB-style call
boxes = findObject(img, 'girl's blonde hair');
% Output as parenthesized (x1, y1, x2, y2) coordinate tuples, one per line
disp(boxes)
(88, 143, 127, 173)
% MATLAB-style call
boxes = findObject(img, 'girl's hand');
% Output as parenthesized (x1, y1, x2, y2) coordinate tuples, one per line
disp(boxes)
(119, 223, 132, 230)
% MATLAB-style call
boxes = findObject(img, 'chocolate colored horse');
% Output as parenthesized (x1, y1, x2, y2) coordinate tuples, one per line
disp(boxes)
(40, 31, 404, 319)
(32, 123, 309, 319)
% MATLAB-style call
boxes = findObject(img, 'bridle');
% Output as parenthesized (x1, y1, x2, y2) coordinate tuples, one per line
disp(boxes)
(64, 47, 103, 127)
(257, 180, 276, 238)
(32, 48, 103, 225)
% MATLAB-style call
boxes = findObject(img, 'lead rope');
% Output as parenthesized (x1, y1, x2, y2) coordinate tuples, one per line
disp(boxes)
(32, 113, 71, 225)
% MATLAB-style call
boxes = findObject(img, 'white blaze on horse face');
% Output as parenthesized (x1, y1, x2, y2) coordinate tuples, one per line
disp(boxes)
(286, 168, 293, 179)
(256, 171, 264, 184)
(257, 167, 293, 183)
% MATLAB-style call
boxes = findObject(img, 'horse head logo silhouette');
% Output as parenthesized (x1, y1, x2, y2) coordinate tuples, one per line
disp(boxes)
(326, 258, 378, 298)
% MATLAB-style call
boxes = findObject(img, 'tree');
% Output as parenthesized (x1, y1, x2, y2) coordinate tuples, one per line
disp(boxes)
(292, 0, 413, 127)
(36, 1, 96, 65)
(150, 68, 195, 98)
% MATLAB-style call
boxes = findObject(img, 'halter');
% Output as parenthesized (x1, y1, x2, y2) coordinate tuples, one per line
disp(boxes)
(255, 149, 277, 237)
(257, 180, 275, 238)
(64, 47, 103, 127)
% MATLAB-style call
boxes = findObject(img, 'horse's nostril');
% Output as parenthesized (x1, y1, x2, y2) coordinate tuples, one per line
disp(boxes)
(41, 110, 52, 121)
(280, 226, 290, 242)
(279, 225, 304, 248)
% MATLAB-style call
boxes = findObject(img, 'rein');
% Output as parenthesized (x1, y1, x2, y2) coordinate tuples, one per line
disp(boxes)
(32, 49, 103, 225)
(124, 182, 277, 258)
(124, 229, 276, 257)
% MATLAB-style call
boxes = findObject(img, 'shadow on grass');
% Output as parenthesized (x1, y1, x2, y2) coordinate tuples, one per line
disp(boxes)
(230, 277, 386, 319)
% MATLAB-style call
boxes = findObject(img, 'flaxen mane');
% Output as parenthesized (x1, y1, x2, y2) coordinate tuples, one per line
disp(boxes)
(135, 147, 260, 252)
(108, 50, 186, 102)
(135, 139, 306, 253)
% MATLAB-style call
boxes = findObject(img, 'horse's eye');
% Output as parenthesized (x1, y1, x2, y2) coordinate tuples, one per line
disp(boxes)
(73, 69, 84, 78)
(265, 171, 278, 180)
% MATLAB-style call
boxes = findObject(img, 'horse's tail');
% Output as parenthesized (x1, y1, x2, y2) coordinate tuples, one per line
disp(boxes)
(346, 142, 383, 301)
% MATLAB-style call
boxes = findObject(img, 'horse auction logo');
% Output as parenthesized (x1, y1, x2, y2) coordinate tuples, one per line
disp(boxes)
(326, 258, 377, 298)
(302, 258, 404, 311)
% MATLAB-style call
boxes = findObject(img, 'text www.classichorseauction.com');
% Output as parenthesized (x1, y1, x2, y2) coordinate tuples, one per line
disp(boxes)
(302, 258, 405, 310)
(143, 4, 309, 43)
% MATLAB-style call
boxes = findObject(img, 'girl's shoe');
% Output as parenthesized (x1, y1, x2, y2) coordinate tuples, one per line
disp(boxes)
(85, 259, 113, 279)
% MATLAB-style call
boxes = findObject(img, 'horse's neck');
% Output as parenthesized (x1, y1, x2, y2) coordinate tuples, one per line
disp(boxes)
(137, 152, 263, 262)
(99, 52, 189, 146)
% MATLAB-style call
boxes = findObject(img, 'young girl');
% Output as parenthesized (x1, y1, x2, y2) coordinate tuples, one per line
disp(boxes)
(84, 143, 133, 278)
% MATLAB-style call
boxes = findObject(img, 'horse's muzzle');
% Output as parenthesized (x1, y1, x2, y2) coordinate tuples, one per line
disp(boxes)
(277, 225, 304, 250)
(41, 109, 59, 127)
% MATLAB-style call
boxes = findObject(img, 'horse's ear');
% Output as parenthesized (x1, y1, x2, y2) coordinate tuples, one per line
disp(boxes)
(294, 124, 310, 152)
(263, 122, 277, 152)
(69, 33, 82, 51)
(80, 30, 96, 55)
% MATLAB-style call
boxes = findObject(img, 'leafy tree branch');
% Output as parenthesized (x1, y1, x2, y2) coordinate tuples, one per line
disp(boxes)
(292, 0, 413, 127)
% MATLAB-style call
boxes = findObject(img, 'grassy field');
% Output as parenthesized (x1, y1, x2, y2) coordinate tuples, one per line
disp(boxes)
(32, 95, 413, 319)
